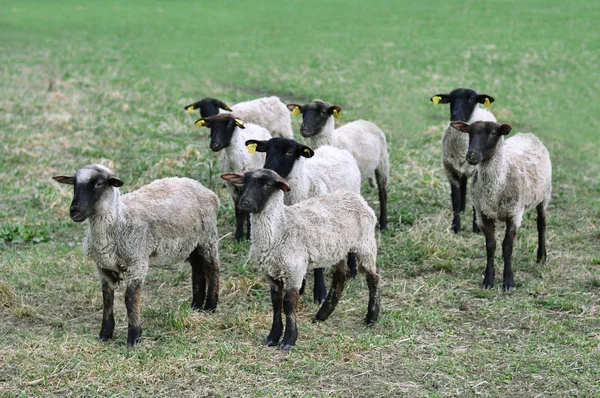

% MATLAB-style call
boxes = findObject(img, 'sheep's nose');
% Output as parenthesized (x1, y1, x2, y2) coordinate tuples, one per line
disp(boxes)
(466, 151, 480, 165)
(240, 198, 253, 211)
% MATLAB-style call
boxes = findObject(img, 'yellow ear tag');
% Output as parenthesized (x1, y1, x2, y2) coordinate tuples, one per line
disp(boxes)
(303, 148, 311, 155)
(484, 97, 492, 108)
(291, 106, 301, 116)
(195, 119, 205, 127)
(332, 109, 341, 119)
(187, 106, 195, 114)
(432, 96, 441, 105)
(246, 143, 257, 154)
(235, 118, 244, 127)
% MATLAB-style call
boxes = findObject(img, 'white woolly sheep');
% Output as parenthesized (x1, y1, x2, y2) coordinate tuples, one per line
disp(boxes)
(194, 114, 272, 242)
(450, 121, 552, 291)
(53, 164, 220, 348)
(185, 96, 293, 138)
(244, 137, 362, 303)
(221, 169, 381, 350)
(430, 88, 497, 234)
(287, 100, 389, 231)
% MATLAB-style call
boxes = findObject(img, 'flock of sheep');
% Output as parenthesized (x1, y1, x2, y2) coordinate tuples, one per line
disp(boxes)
(52, 88, 552, 350)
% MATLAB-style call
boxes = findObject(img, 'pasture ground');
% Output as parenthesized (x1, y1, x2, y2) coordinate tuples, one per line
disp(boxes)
(1, 1, 599, 396)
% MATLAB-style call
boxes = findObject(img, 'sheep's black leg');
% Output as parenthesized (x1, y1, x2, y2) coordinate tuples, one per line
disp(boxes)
(280, 288, 300, 350)
(99, 278, 115, 341)
(459, 175, 468, 213)
(472, 206, 481, 234)
(536, 203, 547, 264)
(234, 199, 246, 242)
(245, 213, 251, 241)
(449, 178, 462, 233)
(375, 169, 388, 232)
(313, 268, 327, 304)
(125, 280, 143, 349)
(203, 255, 220, 311)
(502, 220, 518, 292)
(479, 214, 496, 289)
(365, 270, 381, 326)
(266, 279, 283, 347)
(347, 252, 357, 279)
(189, 250, 207, 311)
(314, 260, 347, 322)
(299, 278, 306, 296)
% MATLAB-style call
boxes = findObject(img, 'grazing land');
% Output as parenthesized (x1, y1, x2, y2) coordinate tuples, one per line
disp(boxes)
(1, 0, 599, 396)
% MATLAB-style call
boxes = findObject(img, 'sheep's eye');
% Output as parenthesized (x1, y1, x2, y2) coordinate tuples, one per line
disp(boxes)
(95, 180, 105, 188)
(286, 149, 295, 155)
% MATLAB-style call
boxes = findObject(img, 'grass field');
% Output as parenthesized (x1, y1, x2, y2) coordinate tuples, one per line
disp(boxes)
(1, 0, 599, 396)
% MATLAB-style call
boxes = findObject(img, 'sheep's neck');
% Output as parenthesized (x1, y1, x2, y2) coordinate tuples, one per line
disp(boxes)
(221, 127, 249, 172)
(284, 158, 309, 204)
(476, 138, 508, 191)
(250, 191, 286, 247)
(86, 190, 124, 258)
(307, 117, 335, 148)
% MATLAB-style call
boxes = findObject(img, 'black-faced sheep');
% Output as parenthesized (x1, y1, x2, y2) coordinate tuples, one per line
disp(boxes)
(430, 88, 496, 234)
(221, 169, 380, 350)
(450, 121, 552, 291)
(53, 165, 220, 348)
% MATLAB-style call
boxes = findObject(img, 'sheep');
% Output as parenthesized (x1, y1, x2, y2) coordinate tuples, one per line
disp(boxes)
(194, 114, 272, 242)
(53, 164, 220, 348)
(244, 137, 362, 303)
(450, 121, 552, 291)
(430, 88, 496, 234)
(287, 100, 389, 231)
(185, 96, 293, 139)
(221, 169, 380, 350)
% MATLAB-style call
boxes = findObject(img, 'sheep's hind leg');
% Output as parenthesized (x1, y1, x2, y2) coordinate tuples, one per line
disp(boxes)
(347, 252, 358, 279)
(280, 288, 300, 350)
(125, 280, 143, 348)
(313, 260, 347, 323)
(189, 250, 207, 311)
(502, 220, 518, 292)
(536, 203, 547, 264)
(365, 270, 380, 326)
(203, 255, 220, 311)
(480, 214, 496, 289)
(99, 278, 115, 341)
(266, 278, 284, 347)
(449, 177, 462, 233)
(375, 169, 388, 232)
(313, 268, 327, 304)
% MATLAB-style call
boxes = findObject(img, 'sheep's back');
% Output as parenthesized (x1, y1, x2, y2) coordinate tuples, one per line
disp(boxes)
(230, 96, 293, 138)
(333, 120, 387, 178)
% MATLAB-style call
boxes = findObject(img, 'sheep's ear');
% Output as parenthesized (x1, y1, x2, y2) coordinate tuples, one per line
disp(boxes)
(234, 118, 245, 129)
(498, 124, 512, 136)
(475, 95, 494, 109)
(299, 145, 314, 158)
(450, 122, 469, 133)
(53, 174, 75, 185)
(194, 118, 209, 128)
(431, 94, 450, 105)
(245, 140, 267, 154)
(275, 177, 290, 192)
(287, 104, 302, 116)
(108, 177, 124, 188)
(218, 100, 232, 112)
(327, 106, 342, 119)
(221, 173, 245, 185)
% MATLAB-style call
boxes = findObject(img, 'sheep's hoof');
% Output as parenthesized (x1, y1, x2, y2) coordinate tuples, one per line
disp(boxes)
(503, 282, 514, 292)
(265, 339, 279, 347)
(280, 343, 294, 351)
(482, 282, 493, 290)
(98, 335, 112, 342)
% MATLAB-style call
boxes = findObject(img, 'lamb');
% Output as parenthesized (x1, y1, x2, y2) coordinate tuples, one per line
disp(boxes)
(194, 114, 272, 241)
(244, 137, 362, 303)
(53, 164, 220, 348)
(430, 88, 496, 234)
(185, 96, 293, 139)
(287, 100, 389, 231)
(450, 121, 552, 291)
(221, 169, 380, 350)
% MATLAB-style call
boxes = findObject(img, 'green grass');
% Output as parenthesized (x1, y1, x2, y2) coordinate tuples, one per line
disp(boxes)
(1, 0, 599, 396)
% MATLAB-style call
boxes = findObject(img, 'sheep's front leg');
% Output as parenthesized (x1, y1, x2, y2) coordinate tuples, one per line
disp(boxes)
(472, 206, 481, 234)
(125, 280, 143, 348)
(189, 250, 207, 311)
(280, 288, 300, 350)
(234, 200, 246, 242)
(99, 278, 115, 341)
(459, 176, 468, 213)
(266, 278, 283, 347)
(313, 268, 327, 304)
(365, 270, 381, 326)
(536, 203, 547, 264)
(449, 177, 462, 233)
(204, 255, 220, 311)
(479, 214, 496, 289)
(314, 260, 347, 322)
(502, 220, 518, 292)
(347, 252, 358, 279)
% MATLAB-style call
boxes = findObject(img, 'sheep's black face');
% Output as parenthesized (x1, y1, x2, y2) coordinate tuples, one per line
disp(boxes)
(232, 169, 290, 214)
(53, 165, 124, 222)
(451, 121, 512, 165)
(209, 117, 238, 152)
(431, 88, 494, 122)
(294, 101, 341, 137)
(245, 138, 314, 179)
